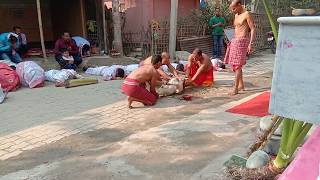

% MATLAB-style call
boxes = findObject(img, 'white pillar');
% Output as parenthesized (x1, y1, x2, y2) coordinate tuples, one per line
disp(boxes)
(169, 0, 178, 60)
(36, 0, 47, 60)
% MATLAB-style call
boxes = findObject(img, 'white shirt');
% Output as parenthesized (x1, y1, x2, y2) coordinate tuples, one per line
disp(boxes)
(72, 36, 90, 47)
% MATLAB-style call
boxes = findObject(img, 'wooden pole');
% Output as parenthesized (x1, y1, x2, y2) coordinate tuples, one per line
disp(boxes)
(169, 0, 178, 60)
(36, 0, 47, 60)
(102, 0, 107, 54)
(80, 0, 87, 38)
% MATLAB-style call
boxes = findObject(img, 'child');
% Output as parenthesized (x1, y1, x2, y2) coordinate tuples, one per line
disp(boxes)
(61, 48, 77, 70)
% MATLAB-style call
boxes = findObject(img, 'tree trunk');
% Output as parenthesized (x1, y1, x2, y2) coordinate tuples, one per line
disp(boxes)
(112, 0, 124, 56)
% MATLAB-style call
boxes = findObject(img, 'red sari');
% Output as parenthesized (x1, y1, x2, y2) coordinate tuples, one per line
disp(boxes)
(187, 62, 214, 87)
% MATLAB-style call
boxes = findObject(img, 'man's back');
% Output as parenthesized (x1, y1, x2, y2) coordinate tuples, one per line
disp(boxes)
(127, 65, 157, 83)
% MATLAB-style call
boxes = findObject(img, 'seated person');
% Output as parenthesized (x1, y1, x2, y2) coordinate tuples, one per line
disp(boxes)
(186, 48, 214, 87)
(54, 32, 82, 69)
(122, 55, 162, 108)
(85, 65, 126, 81)
(0, 32, 21, 64)
(72, 36, 91, 57)
(140, 52, 178, 80)
(61, 48, 77, 70)
(13, 26, 28, 57)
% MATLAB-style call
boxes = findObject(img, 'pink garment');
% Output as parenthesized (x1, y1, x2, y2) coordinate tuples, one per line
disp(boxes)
(278, 127, 320, 180)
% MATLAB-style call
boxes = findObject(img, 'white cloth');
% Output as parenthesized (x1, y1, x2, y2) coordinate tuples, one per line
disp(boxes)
(45, 69, 77, 83)
(62, 55, 74, 61)
(211, 58, 223, 71)
(20, 33, 27, 45)
(0, 85, 6, 104)
(72, 36, 90, 47)
(179, 60, 188, 66)
(85, 65, 126, 81)
(0, 59, 17, 67)
(125, 64, 139, 75)
(162, 63, 178, 73)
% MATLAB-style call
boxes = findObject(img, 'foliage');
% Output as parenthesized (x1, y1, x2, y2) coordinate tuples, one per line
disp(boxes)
(273, 119, 312, 169)
(262, 0, 278, 44)
(182, 1, 234, 36)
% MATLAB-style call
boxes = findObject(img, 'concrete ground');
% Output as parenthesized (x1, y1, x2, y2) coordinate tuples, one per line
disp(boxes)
(0, 52, 275, 180)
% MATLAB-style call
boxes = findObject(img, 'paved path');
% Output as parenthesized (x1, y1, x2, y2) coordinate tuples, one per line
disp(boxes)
(0, 52, 275, 179)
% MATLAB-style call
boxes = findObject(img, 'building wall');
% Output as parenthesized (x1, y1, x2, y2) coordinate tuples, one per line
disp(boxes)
(108, 0, 199, 33)
(51, 0, 84, 40)
(0, 0, 54, 42)
(0, 0, 85, 43)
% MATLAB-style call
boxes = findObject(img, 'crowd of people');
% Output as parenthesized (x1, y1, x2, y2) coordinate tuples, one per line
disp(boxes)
(1, 0, 255, 108)
(121, 0, 255, 108)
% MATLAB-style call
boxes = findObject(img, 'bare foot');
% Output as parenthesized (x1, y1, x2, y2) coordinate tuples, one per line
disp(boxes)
(238, 87, 245, 91)
(128, 97, 133, 109)
(228, 89, 239, 96)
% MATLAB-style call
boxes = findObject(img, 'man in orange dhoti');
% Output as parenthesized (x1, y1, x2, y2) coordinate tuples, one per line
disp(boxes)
(186, 48, 214, 87)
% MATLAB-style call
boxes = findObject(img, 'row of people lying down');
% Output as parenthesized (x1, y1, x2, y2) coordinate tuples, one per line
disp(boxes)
(83, 53, 225, 83)
(122, 49, 215, 108)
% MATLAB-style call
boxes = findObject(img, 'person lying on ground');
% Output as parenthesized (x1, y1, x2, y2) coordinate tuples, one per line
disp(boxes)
(140, 52, 178, 80)
(72, 36, 91, 57)
(122, 55, 162, 109)
(45, 69, 82, 87)
(0, 32, 21, 64)
(185, 48, 214, 87)
(13, 26, 28, 58)
(85, 65, 126, 81)
(54, 32, 82, 69)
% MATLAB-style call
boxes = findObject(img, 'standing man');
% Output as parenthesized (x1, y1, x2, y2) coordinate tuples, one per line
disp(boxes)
(54, 32, 82, 69)
(224, 0, 256, 95)
(13, 26, 28, 57)
(209, 8, 226, 59)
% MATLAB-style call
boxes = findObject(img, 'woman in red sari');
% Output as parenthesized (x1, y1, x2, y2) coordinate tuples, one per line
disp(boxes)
(186, 48, 214, 87)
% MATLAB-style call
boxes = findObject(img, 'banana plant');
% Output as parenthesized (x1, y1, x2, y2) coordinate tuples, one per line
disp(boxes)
(272, 118, 312, 169)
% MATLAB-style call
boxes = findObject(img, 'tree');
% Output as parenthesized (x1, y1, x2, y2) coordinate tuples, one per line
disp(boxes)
(112, 0, 124, 56)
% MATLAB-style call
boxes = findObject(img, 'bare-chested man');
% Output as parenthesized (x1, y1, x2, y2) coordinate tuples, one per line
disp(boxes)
(186, 48, 214, 87)
(140, 52, 178, 80)
(122, 55, 162, 108)
(224, 0, 256, 95)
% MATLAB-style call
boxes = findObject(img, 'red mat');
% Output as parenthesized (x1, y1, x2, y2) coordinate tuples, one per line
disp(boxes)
(226, 92, 271, 117)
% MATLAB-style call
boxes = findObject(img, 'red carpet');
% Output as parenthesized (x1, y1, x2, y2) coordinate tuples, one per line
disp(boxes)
(226, 92, 271, 117)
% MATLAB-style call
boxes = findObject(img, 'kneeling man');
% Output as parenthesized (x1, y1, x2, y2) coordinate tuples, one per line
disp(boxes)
(122, 55, 162, 108)
(186, 48, 214, 87)
(140, 52, 178, 80)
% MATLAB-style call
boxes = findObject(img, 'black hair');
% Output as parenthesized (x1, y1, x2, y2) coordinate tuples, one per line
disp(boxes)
(9, 35, 18, 43)
(62, 32, 70, 36)
(13, 26, 21, 31)
(115, 68, 125, 78)
(60, 48, 68, 53)
(176, 64, 185, 72)
(151, 55, 162, 65)
(82, 44, 90, 52)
